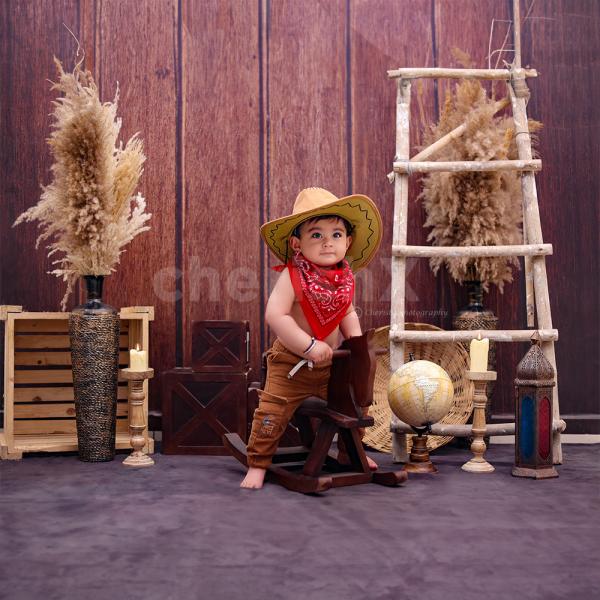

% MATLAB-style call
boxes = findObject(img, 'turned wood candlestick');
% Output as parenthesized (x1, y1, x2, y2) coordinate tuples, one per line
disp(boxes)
(119, 367, 154, 468)
(462, 370, 497, 473)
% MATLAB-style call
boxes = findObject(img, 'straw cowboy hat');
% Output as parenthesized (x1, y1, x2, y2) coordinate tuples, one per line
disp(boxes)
(260, 187, 382, 271)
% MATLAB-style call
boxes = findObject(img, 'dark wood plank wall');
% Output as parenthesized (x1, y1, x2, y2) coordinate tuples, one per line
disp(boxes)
(1, 0, 598, 433)
(520, 0, 600, 432)
(0, 0, 79, 311)
(93, 0, 179, 420)
(350, 0, 437, 332)
(181, 0, 261, 370)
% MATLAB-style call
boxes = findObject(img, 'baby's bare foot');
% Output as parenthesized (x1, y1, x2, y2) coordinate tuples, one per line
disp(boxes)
(366, 455, 378, 471)
(338, 449, 378, 471)
(240, 467, 266, 489)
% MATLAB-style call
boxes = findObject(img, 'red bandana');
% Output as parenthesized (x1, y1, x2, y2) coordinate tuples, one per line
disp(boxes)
(274, 253, 355, 340)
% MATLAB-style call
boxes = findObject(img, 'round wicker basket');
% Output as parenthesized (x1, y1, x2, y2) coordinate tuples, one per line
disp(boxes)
(363, 323, 474, 454)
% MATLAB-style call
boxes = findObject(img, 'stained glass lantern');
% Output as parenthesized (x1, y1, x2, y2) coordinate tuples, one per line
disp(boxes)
(513, 338, 558, 479)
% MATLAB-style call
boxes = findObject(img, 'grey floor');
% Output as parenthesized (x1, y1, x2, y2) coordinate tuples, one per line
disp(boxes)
(0, 444, 598, 600)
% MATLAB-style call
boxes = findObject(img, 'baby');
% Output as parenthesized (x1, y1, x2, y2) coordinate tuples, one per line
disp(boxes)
(242, 187, 383, 489)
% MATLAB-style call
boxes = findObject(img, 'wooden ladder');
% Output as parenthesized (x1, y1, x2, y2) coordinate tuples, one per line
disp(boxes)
(387, 30, 562, 465)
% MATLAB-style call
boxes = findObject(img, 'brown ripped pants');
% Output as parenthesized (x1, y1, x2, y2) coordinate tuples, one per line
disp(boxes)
(247, 339, 370, 469)
(246, 339, 331, 469)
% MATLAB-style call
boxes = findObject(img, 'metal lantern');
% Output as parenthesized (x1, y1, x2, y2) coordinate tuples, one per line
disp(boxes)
(513, 338, 558, 479)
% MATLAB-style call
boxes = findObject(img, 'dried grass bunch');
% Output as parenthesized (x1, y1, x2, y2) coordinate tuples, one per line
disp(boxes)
(419, 78, 540, 293)
(14, 58, 151, 309)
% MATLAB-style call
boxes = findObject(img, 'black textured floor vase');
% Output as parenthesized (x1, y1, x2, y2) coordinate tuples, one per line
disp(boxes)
(69, 276, 120, 462)
(453, 279, 499, 380)
(452, 280, 498, 447)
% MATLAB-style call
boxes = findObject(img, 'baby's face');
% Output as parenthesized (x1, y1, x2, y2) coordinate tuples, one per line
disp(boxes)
(290, 217, 352, 268)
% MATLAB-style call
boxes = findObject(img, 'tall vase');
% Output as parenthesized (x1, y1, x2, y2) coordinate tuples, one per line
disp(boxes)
(69, 276, 120, 462)
(453, 280, 498, 434)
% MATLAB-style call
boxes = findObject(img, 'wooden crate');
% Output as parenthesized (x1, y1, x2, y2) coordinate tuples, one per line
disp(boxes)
(0, 305, 155, 459)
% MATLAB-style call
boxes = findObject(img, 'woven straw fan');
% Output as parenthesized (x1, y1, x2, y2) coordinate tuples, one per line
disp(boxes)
(364, 323, 474, 453)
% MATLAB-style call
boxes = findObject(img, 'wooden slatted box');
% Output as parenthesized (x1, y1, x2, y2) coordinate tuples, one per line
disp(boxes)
(0, 305, 155, 459)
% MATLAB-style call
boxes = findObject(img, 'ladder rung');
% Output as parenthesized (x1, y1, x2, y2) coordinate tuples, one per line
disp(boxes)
(391, 422, 515, 437)
(393, 159, 541, 174)
(387, 67, 538, 80)
(392, 243, 552, 258)
(389, 420, 566, 436)
(389, 328, 558, 343)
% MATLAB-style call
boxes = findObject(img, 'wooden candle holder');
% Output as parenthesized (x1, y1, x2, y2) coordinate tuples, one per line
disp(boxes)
(405, 430, 437, 474)
(120, 367, 154, 468)
(462, 370, 497, 473)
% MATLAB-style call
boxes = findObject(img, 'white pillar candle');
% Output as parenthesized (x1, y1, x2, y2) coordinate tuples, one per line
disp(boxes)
(129, 345, 148, 371)
(469, 335, 489, 372)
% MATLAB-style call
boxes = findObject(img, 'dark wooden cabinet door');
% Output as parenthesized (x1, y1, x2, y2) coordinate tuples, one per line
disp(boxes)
(191, 321, 250, 372)
(162, 369, 251, 455)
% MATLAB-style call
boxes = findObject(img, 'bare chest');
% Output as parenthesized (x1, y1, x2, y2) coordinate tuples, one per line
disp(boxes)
(290, 301, 341, 348)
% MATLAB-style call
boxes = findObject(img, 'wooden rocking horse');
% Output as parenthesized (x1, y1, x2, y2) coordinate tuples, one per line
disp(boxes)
(223, 329, 408, 493)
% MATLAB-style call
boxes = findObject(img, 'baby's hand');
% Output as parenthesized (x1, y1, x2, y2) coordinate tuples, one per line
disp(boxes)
(308, 340, 333, 365)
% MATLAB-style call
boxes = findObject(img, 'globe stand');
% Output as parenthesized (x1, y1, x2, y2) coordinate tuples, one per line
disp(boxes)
(404, 426, 437, 474)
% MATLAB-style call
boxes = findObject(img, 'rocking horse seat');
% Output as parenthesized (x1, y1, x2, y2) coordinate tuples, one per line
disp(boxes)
(223, 330, 408, 493)
(296, 396, 327, 411)
(295, 396, 375, 429)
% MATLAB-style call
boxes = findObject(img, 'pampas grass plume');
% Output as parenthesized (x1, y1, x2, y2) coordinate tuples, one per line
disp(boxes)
(420, 75, 541, 293)
(14, 58, 151, 309)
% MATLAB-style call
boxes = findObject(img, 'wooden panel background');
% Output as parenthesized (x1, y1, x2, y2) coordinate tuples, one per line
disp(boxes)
(1, 0, 598, 433)
(181, 0, 261, 371)
(350, 0, 436, 332)
(93, 0, 178, 422)
(519, 0, 600, 432)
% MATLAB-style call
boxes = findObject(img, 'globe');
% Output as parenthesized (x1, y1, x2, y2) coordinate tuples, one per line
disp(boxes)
(388, 360, 454, 428)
